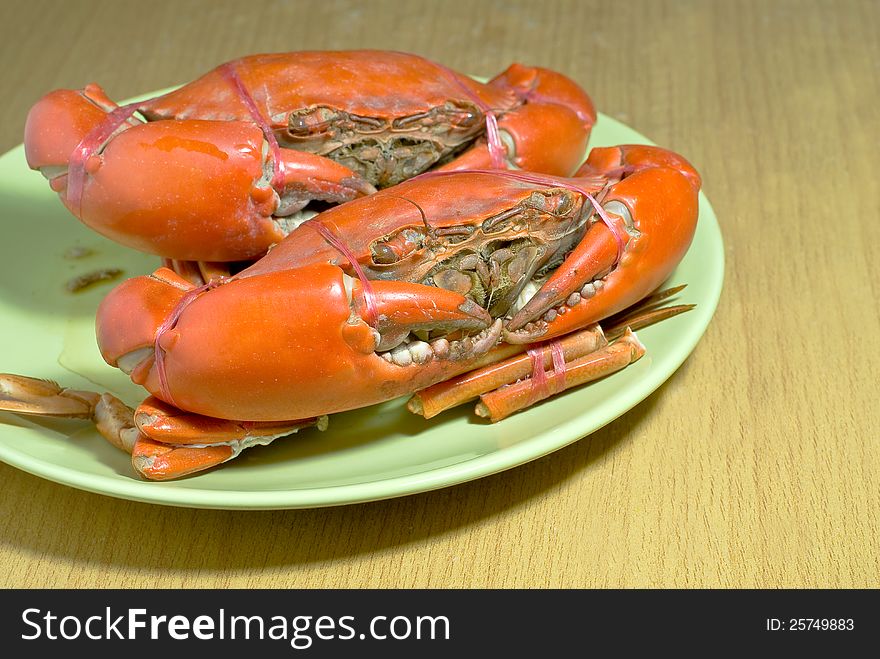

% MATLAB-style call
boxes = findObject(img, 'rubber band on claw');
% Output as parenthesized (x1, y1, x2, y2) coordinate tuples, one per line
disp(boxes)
(154, 276, 231, 405)
(527, 340, 567, 398)
(550, 340, 566, 394)
(426, 57, 508, 169)
(67, 103, 139, 216)
(527, 345, 548, 398)
(219, 62, 284, 188)
(303, 221, 379, 327)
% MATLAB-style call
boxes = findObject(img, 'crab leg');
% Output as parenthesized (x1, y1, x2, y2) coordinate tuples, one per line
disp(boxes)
(475, 329, 646, 422)
(131, 397, 326, 481)
(407, 325, 607, 419)
(0, 374, 325, 481)
(132, 407, 325, 481)
(0, 374, 99, 419)
(408, 286, 693, 419)
(131, 436, 236, 481)
(602, 285, 695, 340)
(163, 259, 206, 286)
(161, 260, 235, 287)
(0, 374, 139, 453)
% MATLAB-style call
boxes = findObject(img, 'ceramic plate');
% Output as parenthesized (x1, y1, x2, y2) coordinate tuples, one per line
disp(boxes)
(0, 107, 723, 509)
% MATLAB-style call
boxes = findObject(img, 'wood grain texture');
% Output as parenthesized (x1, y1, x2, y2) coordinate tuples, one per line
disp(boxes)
(1, 0, 878, 588)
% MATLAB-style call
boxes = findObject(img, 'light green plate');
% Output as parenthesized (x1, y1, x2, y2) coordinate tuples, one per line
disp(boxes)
(0, 111, 723, 509)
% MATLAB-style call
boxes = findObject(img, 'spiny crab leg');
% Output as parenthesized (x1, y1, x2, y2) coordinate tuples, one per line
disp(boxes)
(0, 374, 324, 481)
(602, 284, 695, 340)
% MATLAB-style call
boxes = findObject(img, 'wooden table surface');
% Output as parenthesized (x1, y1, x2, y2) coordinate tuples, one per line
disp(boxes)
(1, 0, 877, 589)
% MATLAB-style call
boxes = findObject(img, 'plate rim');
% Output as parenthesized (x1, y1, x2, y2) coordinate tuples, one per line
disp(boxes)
(0, 112, 724, 509)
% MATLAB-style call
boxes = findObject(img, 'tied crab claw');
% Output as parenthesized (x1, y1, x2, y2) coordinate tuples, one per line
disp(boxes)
(24, 50, 596, 269)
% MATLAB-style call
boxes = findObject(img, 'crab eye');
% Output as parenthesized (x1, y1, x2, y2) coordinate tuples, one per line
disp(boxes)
(446, 101, 482, 130)
(370, 227, 427, 265)
(287, 106, 339, 138)
(542, 191, 575, 216)
(349, 114, 385, 133)
(556, 193, 574, 215)
(371, 243, 399, 265)
(454, 110, 480, 128)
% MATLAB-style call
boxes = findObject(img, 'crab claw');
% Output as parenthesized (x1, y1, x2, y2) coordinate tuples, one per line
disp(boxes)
(505, 145, 701, 343)
(490, 63, 595, 175)
(24, 84, 127, 177)
(95, 260, 498, 421)
(134, 396, 324, 445)
(582, 143, 701, 190)
(95, 267, 195, 385)
(24, 86, 375, 262)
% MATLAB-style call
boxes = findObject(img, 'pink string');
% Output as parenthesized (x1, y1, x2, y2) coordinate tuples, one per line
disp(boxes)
(416, 168, 626, 266)
(303, 221, 379, 327)
(66, 103, 139, 216)
(527, 345, 549, 398)
(481, 105, 506, 169)
(528, 340, 567, 399)
(219, 61, 284, 189)
(420, 56, 507, 169)
(550, 340, 566, 394)
(153, 277, 230, 405)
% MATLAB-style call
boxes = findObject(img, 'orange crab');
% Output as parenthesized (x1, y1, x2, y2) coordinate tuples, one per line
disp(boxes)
(1, 144, 700, 480)
(24, 50, 596, 268)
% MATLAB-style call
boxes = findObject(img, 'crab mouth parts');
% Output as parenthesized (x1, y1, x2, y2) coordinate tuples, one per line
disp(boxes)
(329, 137, 453, 188)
